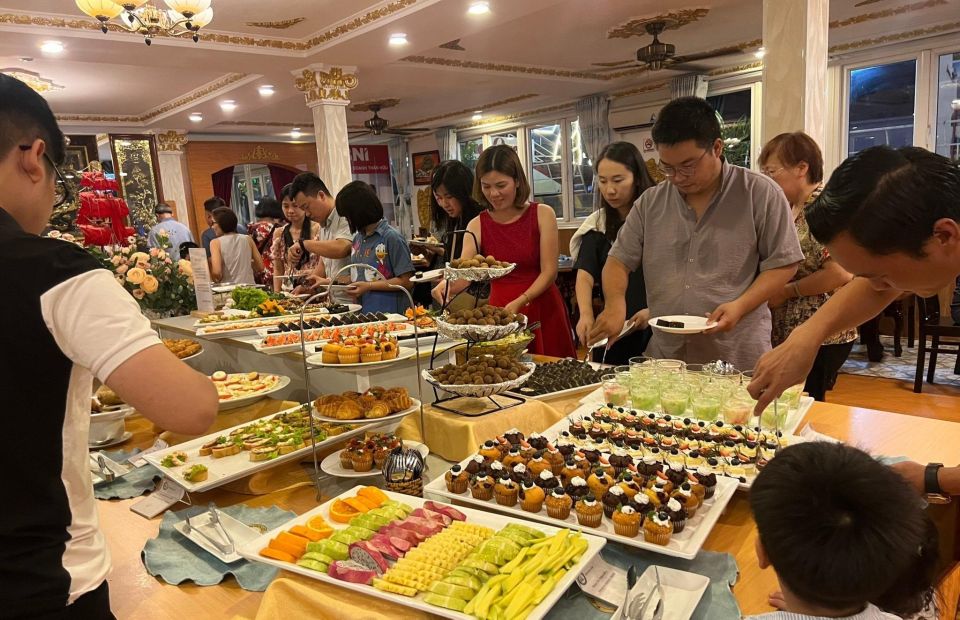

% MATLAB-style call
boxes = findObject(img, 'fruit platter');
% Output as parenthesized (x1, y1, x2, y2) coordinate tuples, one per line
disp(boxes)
(423, 429, 737, 560)
(144, 405, 369, 493)
(240, 485, 606, 620)
(444, 255, 516, 282)
(541, 403, 806, 489)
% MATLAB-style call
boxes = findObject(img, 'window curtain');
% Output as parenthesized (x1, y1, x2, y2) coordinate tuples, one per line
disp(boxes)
(435, 127, 457, 161)
(575, 94, 612, 211)
(388, 137, 414, 235)
(211, 166, 234, 205)
(669, 74, 708, 100)
(268, 165, 299, 199)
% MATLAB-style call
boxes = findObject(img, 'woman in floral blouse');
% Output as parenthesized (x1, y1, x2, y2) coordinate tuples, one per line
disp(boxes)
(271, 184, 323, 292)
(248, 196, 284, 287)
(760, 132, 857, 401)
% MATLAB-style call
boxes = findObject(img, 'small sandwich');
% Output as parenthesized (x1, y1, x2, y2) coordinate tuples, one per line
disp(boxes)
(249, 446, 278, 462)
(199, 438, 222, 457)
(243, 437, 271, 451)
(160, 451, 188, 468)
(183, 464, 208, 482)
(212, 442, 242, 458)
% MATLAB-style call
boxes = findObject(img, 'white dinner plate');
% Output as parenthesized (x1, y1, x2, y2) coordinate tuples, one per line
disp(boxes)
(88, 431, 132, 450)
(216, 374, 291, 411)
(649, 315, 718, 335)
(410, 268, 443, 283)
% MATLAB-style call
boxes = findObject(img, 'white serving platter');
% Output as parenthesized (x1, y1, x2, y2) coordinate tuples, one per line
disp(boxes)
(648, 316, 717, 335)
(216, 374, 292, 411)
(194, 312, 333, 338)
(237, 486, 607, 620)
(611, 565, 711, 620)
(424, 463, 737, 560)
(144, 405, 373, 493)
(305, 346, 417, 368)
(311, 398, 421, 425)
(173, 509, 262, 564)
(252, 320, 413, 355)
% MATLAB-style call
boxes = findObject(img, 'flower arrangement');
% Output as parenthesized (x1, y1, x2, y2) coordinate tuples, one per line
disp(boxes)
(50, 230, 197, 317)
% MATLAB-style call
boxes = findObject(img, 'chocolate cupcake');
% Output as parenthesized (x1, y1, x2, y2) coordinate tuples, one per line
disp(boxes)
(488, 460, 506, 481)
(510, 462, 528, 484)
(630, 491, 653, 516)
(464, 454, 486, 476)
(565, 475, 589, 501)
(581, 448, 601, 465)
(666, 462, 688, 487)
(555, 439, 576, 458)
(504, 429, 525, 446)
(536, 469, 560, 492)
(637, 454, 662, 478)
(527, 432, 549, 451)
(608, 448, 633, 476)
(666, 497, 687, 533)
(602, 485, 626, 518)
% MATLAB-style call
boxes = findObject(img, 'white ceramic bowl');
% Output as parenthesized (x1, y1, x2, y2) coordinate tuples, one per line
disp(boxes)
(90, 407, 129, 444)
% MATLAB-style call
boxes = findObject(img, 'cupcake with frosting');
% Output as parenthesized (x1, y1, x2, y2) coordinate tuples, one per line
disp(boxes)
(617, 473, 643, 501)
(602, 485, 626, 518)
(630, 491, 653, 516)
(666, 461, 688, 488)
(643, 511, 673, 546)
(637, 453, 662, 478)
(608, 447, 633, 476)
(575, 494, 603, 528)
(545, 488, 572, 520)
(527, 432, 549, 451)
(671, 482, 701, 518)
(560, 458, 582, 487)
(488, 460, 506, 481)
(501, 446, 526, 470)
(565, 475, 589, 501)
(494, 475, 519, 507)
(612, 504, 641, 537)
(479, 440, 501, 462)
(510, 462, 529, 484)
(544, 445, 565, 475)
(587, 468, 615, 499)
(444, 464, 469, 494)
(527, 451, 552, 478)
(536, 469, 560, 492)
(666, 497, 687, 533)
(520, 480, 545, 513)
(465, 454, 486, 476)
(470, 474, 495, 500)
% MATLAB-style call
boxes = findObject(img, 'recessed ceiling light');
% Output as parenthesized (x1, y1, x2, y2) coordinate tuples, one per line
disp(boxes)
(389, 33, 408, 46)
(471, 113, 482, 121)
(468, 1, 490, 15)
(189, 112, 203, 122)
(40, 41, 64, 54)
(754, 47, 766, 59)
(220, 100, 236, 111)
(258, 85, 275, 97)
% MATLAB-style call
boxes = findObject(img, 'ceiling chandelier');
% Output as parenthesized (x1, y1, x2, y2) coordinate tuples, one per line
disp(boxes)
(75, 0, 214, 45)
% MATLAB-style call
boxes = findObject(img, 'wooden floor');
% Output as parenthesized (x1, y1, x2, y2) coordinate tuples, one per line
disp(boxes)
(828, 373, 960, 424)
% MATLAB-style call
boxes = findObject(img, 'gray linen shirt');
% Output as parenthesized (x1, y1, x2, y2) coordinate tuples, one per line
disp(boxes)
(609, 162, 803, 370)
(746, 604, 901, 620)
(318, 208, 354, 279)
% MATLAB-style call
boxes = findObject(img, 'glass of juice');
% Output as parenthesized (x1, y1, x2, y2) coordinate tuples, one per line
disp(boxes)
(601, 373, 630, 407)
(630, 376, 660, 411)
(690, 385, 723, 422)
(721, 387, 754, 425)
(659, 379, 690, 416)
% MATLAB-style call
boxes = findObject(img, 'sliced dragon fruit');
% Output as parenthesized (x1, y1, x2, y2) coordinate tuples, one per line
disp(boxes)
(327, 560, 376, 584)
(349, 542, 389, 575)
(369, 533, 406, 558)
(381, 525, 423, 543)
(423, 501, 467, 522)
(397, 519, 440, 538)
(411, 507, 452, 526)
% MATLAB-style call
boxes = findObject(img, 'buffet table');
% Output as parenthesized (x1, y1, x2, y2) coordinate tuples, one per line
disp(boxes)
(98, 393, 960, 619)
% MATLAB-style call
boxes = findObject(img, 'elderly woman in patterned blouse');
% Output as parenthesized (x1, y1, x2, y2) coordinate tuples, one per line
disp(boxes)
(759, 132, 857, 401)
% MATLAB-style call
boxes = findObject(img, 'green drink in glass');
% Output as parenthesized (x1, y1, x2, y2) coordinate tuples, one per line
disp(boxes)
(630, 382, 660, 411)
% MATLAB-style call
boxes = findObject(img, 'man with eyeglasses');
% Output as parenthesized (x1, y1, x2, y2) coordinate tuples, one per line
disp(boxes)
(589, 97, 803, 371)
(0, 74, 217, 619)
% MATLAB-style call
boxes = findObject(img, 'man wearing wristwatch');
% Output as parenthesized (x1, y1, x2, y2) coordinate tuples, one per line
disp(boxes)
(742, 146, 960, 499)
(286, 173, 352, 291)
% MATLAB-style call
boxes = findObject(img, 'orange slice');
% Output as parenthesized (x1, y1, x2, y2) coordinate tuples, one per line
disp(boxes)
(357, 486, 388, 506)
(329, 499, 359, 523)
(306, 515, 330, 532)
(343, 497, 371, 513)
(352, 495, 380, 510)
(267, 537, 304, 559)
(259, 547, 296, 563)
(290, 525, 326, 542)
(276, 531, 309, 554)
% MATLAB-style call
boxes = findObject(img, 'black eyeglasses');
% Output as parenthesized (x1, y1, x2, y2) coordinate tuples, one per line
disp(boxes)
(657, 149, 710, 179)
(18, 144, 72, 208)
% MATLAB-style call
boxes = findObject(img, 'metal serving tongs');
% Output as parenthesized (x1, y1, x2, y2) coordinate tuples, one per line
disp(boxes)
(89, 454, 115, 483)
(585, 321, 636, 364)
(182, 503, 234, 555)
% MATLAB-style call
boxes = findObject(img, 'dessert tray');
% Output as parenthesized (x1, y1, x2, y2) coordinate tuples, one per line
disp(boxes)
(239, 486, 606, 620)
(311, 397, 422, 425)
(443, 262, 516, 282)
(435, 315, 528, 343)
(144, 405, 370, 493)
(253, 321, 413, 354)
(305, 346, 418, 368)
(423, 363, 536, 399)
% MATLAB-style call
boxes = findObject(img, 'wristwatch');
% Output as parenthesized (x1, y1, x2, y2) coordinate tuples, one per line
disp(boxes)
(924, 463, 951, 504)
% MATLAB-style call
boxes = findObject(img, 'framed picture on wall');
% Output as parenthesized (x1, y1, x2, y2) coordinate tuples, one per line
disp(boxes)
(412, 150, 440, 185)
(64, 145, 89, 172)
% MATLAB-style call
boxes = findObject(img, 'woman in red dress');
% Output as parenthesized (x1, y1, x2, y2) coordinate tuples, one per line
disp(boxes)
(445, 145, 576, 358)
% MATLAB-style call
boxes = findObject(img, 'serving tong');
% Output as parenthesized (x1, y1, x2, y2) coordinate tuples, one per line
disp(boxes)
(182, 503, 235, 555)
(623, 566, 665, 620)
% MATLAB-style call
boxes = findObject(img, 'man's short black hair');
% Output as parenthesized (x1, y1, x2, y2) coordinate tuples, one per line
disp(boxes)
(155, 203, 173, 215)
(751, 442, 937, 616)
(289, 173, 331, 199)
(0, 74, 66, 165)
(204, 196, 226, 212)
(651, 96, 722, 148)
(335, 181, 383, 234)
(807, 146, 960, 257)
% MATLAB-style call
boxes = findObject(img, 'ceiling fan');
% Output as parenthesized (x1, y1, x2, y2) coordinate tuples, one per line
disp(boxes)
(348, 104, 429, 137)
(592, 19, 750, 73)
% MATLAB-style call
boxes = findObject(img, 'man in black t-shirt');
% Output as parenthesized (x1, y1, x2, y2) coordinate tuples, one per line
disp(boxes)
(0, 75, 218, 619)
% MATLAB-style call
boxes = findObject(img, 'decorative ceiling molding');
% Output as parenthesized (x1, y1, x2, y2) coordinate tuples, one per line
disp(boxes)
(239, 145, 281, 161)
(56, 72, 250, 124)
(154, 130, 187, 152)
(294, 66, 359, 105)
(439, 38, 465, 51)
(0, 0, 426, 53)
(216, 121, 315, 128)
(399, 56, 642, 82)
(351, 98, 401, 112)
(830, 0, 947, 29)
(608, 8, 711, 39)
(246, 17, 306, 30)
(1, 68, 63, 93)
(455, 102, 574, 131)
(395, 94, 539, 128)
(708, 60, 764, 77)
(610, 81, 669, 99)
(829, 19, 960, 53)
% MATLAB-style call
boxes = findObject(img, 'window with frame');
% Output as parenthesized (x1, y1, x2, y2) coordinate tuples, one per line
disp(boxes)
(457, 137, 482, 171)
(935, 51, 960, 161)
(706, 89, 752, 168)
(847, 59, 917, 155)
(529, 123, 564, 218)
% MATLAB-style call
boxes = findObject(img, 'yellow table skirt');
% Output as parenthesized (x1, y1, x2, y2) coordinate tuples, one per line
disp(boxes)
(254, 573, 443, 620)
(397, 398, 566, 462)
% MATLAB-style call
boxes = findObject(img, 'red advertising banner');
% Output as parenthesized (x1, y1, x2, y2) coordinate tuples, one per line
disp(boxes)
(350, 144, 391, 175)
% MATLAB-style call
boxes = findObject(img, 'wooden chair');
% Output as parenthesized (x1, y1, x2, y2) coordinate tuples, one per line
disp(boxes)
(858, 293, 916, 361)
(913, 294, 960, 392)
